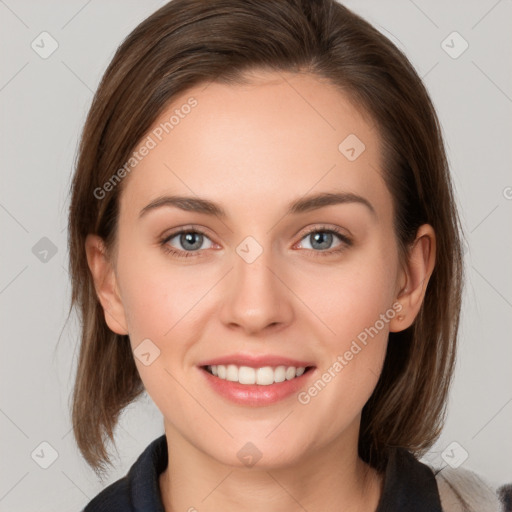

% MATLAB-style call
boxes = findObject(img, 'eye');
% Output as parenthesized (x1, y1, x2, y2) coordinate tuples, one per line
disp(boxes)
(159, 225, 352, 259)
(296, 226, 352, 256)
(160, 228, 214, 258)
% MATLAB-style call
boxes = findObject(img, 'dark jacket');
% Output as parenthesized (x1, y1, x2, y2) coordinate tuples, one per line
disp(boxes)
(81, 434, 504, 511)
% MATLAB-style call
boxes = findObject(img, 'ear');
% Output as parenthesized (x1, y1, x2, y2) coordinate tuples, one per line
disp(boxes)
(389, 224, 436, 332)
(85, 234, 129, 335)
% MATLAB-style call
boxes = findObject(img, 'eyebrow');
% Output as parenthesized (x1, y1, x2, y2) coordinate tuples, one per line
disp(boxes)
(138, 191, 376, 219)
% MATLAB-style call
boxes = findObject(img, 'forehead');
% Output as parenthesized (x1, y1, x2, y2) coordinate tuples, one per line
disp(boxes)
(120, 70, 389, 222)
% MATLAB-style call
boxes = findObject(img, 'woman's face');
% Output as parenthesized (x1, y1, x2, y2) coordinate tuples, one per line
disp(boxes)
(97, 71, 408, 468)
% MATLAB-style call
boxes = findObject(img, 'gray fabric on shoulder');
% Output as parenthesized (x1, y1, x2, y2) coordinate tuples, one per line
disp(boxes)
(435, 465, 503, 512)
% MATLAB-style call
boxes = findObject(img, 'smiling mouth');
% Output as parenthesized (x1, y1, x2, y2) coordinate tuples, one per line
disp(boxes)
(200, 364, 315, 386)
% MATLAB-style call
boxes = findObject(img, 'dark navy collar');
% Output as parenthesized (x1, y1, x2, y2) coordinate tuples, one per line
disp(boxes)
(84, 434, 442, 511)
(375, 445, 443, 512)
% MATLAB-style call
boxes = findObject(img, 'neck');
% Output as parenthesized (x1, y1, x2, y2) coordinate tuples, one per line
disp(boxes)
(158, 420, 383, 512)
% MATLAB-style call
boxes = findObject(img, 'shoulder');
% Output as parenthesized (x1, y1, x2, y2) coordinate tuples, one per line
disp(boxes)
(434, 465, 505, 512)
(81, 477, 131, 512)
(80, 434, 168, 512)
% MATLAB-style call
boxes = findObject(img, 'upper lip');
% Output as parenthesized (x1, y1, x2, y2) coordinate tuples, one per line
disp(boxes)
(198, 353, 316, 369)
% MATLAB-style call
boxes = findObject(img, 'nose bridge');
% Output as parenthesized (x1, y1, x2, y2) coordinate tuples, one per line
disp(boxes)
(220, 234, 293, 333)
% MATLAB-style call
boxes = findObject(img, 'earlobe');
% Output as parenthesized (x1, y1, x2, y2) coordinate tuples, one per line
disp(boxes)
(85, 234, 129, 335)
(389, 224, 436, 333)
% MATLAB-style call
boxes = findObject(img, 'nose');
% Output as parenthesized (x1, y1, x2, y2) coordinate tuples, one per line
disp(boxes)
(219, 241, 294, 335)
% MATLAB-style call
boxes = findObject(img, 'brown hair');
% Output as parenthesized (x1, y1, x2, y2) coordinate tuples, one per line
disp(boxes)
(67, 0, 464, 477)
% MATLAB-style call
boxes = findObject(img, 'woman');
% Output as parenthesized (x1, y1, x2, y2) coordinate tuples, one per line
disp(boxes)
(67, 0, 504, 510)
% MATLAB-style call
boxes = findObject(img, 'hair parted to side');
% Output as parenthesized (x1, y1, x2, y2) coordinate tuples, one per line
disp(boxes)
(67, 0, 464, 477)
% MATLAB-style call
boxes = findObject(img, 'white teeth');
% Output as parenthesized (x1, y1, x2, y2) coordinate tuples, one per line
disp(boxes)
(256, 367, 274, 385)
(226, 364, 238, 382)
(206, 364, 308, 385)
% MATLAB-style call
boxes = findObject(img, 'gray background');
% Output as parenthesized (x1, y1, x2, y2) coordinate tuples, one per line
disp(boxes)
(1, 0, 511, 510)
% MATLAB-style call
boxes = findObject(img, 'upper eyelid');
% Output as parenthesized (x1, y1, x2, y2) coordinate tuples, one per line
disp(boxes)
(301, 225, 350, 238)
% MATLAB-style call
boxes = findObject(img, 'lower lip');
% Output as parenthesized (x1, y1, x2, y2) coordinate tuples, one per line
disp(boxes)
(198, 366, 316, 406)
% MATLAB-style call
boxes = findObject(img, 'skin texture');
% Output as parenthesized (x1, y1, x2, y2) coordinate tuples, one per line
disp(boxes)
(86, 71, 436, 512)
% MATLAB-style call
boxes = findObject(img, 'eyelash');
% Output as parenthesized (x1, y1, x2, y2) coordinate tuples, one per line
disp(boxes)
(159, 225, 352, 259)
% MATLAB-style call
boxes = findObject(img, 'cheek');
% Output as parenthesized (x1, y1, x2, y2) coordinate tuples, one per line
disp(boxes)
(115, 251, 203, 407)
(115, 243, 200, 342)
(300, 243, 397, 403)
(117, 224, 219, 332)
(308, 249, 398, 341)
(298, 273, 393, 433)
(315, 278, 392, 386)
